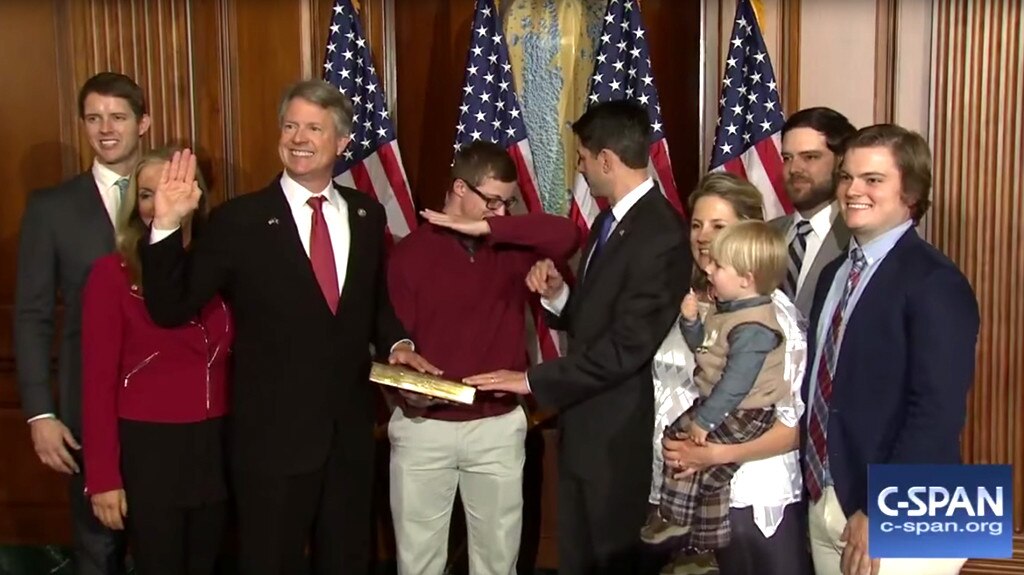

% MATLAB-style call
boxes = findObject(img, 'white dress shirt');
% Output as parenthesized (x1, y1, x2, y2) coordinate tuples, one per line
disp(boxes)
(543, 177, 655, 314)
(789, 201, 838, 295)
(92, 160, 125, 226)
(151, 173, 352, 297)
(279, 172, 351, 297)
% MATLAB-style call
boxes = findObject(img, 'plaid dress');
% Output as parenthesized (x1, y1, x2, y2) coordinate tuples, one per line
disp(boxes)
(658, 400, 775, 550)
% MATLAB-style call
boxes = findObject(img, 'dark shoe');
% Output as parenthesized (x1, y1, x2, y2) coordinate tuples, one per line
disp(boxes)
(640, 512, 691, 546)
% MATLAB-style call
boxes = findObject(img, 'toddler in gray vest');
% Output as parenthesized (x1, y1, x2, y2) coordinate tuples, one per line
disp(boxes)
(641, 220, 793, 552)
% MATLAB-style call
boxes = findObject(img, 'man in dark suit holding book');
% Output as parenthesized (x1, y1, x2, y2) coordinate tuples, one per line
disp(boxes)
(142, 79, 436, 575)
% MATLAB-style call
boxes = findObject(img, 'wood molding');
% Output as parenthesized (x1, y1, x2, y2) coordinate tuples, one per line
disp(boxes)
(63, 0, 197, 169)
(873, 0, 897, 123)
(53, 0, 79, 178)
(930, 0, 1024, 570)
(779, 0, 800, 116)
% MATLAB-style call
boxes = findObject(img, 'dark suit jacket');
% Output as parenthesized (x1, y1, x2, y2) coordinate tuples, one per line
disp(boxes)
(529, 186, 690, 483)
(769, 208, 850, 319)
(141, 180, 408, 475)
(15, 172, 115, 433)
(802, 228, 980, 517)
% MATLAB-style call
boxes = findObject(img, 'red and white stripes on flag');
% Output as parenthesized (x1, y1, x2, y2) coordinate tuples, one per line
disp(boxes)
(453, 0, 563, 363)
(331, 144, 417, 240)
(509, 141, 564, 364)
(570, 0, 685, 236)
(322, 0, 418, 241)
(708, 0, 792, 219)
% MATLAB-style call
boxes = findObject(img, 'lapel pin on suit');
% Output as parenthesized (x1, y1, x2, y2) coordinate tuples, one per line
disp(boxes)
(357, 208, 366, 217)
(267, 218, 279, 226)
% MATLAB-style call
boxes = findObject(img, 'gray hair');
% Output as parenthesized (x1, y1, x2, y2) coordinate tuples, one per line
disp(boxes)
(277, 79, 353, 136)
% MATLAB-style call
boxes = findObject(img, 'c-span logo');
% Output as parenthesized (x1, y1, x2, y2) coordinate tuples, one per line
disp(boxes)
(868, 464, 1012, 558)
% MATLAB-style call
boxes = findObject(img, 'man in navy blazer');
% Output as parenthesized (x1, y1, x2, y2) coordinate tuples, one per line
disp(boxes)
(802, 124, 979, 575)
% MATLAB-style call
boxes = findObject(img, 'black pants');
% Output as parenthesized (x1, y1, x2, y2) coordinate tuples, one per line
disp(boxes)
(127, 501, 226, 575)
(68, 464, 128, 575)
(557, 466, 649, 575)
(713, 502, 813, 575)
(233, 423, 375, 575)
(120, 418, 228, 575)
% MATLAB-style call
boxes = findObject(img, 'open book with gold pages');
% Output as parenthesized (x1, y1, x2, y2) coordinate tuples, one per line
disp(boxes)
(370, 362, 476, 405)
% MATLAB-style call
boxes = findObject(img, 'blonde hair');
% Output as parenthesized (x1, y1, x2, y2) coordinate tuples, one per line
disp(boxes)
(116, 147, 209, 287)
(688, 173, 766, 293)
(708, 220, 787, 295)
(688, 172, 765, 222)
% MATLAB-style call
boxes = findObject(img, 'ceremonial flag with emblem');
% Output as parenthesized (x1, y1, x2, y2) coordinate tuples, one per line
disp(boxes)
(453, 0, 561, 362)
(571, 0, 684, 237)
(708, 0, 791, 218)
(322, 0, 417, 240)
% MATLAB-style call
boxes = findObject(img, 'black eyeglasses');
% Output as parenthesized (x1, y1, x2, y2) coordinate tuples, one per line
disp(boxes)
(458, 179, 518, 211)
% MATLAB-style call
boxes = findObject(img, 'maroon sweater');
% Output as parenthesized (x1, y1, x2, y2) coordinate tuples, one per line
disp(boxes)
(387, 213, 579, 421)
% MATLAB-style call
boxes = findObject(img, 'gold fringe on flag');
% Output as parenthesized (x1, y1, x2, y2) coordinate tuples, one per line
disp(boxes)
(750, 0, 766, 30)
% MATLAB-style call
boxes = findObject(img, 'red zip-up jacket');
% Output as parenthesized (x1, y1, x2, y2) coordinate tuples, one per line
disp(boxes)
(81, 254, 233, 495)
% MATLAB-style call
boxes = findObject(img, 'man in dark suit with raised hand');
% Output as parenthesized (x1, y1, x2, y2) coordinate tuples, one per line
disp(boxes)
(802, 124, 979, 575)
(465, 100, 690, 575)
(142, 79, 437, 575)
(15, 72, 150, 575)
(770, 107, 856, 319)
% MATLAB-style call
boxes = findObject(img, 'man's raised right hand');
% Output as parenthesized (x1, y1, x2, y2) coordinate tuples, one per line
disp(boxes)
(153, 148, 202, 230)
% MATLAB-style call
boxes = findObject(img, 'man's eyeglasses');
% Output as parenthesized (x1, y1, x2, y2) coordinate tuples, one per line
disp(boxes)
(458, 179, 518, 211)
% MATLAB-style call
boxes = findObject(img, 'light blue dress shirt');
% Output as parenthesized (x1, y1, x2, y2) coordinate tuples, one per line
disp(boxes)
(806, 219, 914, 486)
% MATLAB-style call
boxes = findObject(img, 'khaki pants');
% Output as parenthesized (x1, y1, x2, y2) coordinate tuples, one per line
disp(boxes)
(388, 406, 527, 575)
(809, 486, 966, 575)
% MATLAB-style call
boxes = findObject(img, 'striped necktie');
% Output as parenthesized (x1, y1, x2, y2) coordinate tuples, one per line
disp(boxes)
(804, 247, 867, 501)
(784, 219, 812, 298)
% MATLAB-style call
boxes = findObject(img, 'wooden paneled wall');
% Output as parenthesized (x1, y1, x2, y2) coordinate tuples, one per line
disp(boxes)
(0, 0, 344, 548)
(0, 1, 701, 566)
(930, 0, 1024, 572)
(0, 1, 71, 546)
(5, 1, 1023, 571)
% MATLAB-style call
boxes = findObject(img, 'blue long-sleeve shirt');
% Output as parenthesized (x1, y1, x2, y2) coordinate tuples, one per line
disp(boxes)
(680, 295, 782, 430)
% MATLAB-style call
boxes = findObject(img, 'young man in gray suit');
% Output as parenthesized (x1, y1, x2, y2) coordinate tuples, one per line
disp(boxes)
(15, 72, 150, 575)
(770, 107, 856, 319)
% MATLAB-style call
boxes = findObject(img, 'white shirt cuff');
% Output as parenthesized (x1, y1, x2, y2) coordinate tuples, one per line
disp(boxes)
(541, 286, 569, 316)
(27, 413, 56, 424)
(390, 339, 414, 354)
(150, 226, 180, 244)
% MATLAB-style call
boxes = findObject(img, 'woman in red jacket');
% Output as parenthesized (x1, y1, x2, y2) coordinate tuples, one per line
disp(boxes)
(82, 147, 232, 574)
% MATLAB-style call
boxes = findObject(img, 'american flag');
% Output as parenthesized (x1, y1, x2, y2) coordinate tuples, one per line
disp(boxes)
(708, 0, 791, 219)
(453, 0, 561, 362)
(322, 0, 417, 240)
(572, 0, 684, 237)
